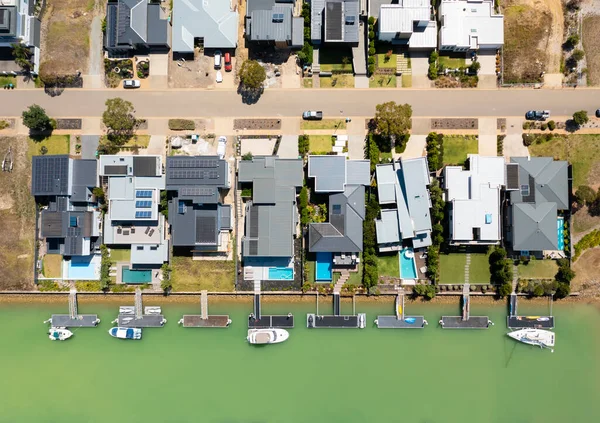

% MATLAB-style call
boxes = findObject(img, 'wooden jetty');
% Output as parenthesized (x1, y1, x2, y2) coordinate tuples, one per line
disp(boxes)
(46, 289, 100, 328)
(178, 290, 231, 328)
(375, 290, 427, 329)
(306, 292, 366, 329)
(507, 293, 554, 329)
(112, 288, 166, 328)
(440, 284, 492, 329)
(248, 288, 294, 328)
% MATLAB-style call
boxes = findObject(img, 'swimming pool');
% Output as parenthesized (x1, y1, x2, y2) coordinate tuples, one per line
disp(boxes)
(315, 252, 333, 281)
(122, 267, 152, 284)
(65, 255, 100, 280)
(400, 248, 417, 280)
(268, 267, 294, 280)
(557, 217, 565, 251)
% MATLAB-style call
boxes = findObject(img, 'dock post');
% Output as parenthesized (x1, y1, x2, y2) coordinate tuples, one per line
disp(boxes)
(134, 288, 143, 320)
(68, 289, 78, 319)
(333, 292, 340, 316)
(462, 284, 470, 321)
(200, 290, 208, 320)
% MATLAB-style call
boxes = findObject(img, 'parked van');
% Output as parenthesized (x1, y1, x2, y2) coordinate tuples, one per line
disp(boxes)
(214, 50, 222, 69)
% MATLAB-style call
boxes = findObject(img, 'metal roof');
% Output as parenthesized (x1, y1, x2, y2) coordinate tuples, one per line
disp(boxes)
(378, 2, 437, 49)
(512, 203, 558, 251)
(248, 4, 294, 43)
(32, 155, 71, 197)
(375, 209, 401, 244)
(105, 0, 169, 51)
(312, 0, 359, 43)
(308, 156, 369, 192)
(439, 0, 503, 50)
(509, 157, 569, 210)
(166, 156, 228, 187)
(130, 242, 168, 265)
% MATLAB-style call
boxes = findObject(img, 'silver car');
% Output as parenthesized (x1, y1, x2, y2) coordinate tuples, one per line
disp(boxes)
(123, 79, 141, 89)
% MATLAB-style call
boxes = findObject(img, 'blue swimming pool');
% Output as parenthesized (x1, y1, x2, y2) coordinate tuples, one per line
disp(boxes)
(122, 267, 152, 284)
(557, 217, 565, 251)
(400, 248, 417, 280)
(268, 267, 294, 280)
(66, 255, 99, 280)
(315, 252, 333, 281)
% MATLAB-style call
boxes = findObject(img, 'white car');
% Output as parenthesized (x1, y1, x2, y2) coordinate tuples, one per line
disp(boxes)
(217, 136, 227, 159)
(216, 71, 223, 83)
(123, 79, 141, 89)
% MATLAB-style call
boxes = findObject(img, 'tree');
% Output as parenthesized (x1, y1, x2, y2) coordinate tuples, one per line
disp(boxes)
(564, 34, 579, 50)
(39, 146, 48, 155)
(555, 282, 571, 299)
(100, 245, 112, 290)
(572, 110, 589, 127)
(533, 284, 545, 297)
(298, 134, 309, 156)
(571, 49, 585, 61)
(575, 185, 595, 207)
(102, 98, 136, 144)
(469, 61, 481, 75)
(11, 43, 33, 72)
(159, 190, 169, 218)
(239, 60, 266, 90)
(242, 152, 253, 161)
(299, 186, 309, 226)
(414, 284, 436, 300)
(555, 264, 575, 284)
(364, 134, 380, 173)
(160, 263, 172, 293)
(22, 104, 51, 131)
(547, 120, 556, 131)
(426, 246, 440, 282)
(373, 101, 412, 145)
(497, 282, 512, 298)
(297, 42, 313, 65)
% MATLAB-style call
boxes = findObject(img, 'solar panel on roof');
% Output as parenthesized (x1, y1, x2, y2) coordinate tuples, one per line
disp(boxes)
(136, 190, 152, 198)
(209, 171, 219, 179)
(135, 211, 152, 219)
(135, 200, 152, 208)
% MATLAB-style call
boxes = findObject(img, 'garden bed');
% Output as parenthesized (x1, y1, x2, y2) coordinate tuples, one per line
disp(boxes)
(234, 119, 281, 130)
(56, 119, 82, 130)
(431, 118, 478, 130)
(104, 59, 134, 88)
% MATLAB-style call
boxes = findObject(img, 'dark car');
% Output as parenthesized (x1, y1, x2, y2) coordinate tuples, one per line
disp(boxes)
(525, 110, 550, 121)
(596, 109, 600, 118)
(224, 53, 232, 72)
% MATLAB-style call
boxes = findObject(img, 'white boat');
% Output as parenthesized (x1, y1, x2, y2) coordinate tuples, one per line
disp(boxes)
(108, 327, 142, 340)
(48, 327, 73, 341)
(508, 329, 555, 351)
(247, 328, 289, 345)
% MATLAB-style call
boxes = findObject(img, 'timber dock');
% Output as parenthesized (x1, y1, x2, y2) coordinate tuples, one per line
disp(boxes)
(375, 289, 427, 329)
(306, 291, 366, 329)
(507, 293, 554, 329)
(178, 290, 232, 328)
(112, 288, 166, 328)
(440, 284, 492, 329)
(45, 289, 100, 328)
(248, 283, 294, 328)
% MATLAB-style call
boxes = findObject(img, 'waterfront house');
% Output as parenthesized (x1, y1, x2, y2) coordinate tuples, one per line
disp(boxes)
(377, 1, 437, 50)
(444, 155, 505, 245)
(98, 155, 168, 268)
(165, 156, 232, 255)
(307, 155, 370, 267)
(311, 0, 360, 46)
(245, 0, 304, 49)
(374, 157, 432, 252)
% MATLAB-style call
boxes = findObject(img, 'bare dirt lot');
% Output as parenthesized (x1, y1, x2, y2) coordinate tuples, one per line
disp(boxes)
(583, 15, 600, 86)
(572, 248, 600, 297)
(503, 0, 563, 82)
(0, 136, 36, 290)
(40, 0, 100, 77)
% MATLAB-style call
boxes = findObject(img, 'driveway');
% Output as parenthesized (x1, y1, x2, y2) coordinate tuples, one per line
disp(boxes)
(148, 54, 169, 89)
(409, 51, 431, 89)
(347, 118, 366, 159)
(478, 117, 497, 156)
(400, 134, 426, 159)
(278, 135, 299, 159)
(81, 135, 100, 159)
(477, 51, 498, 89)
(146, 135, 166, 156)
(503, 117, 529, 159)
(84, 15, 104, 89)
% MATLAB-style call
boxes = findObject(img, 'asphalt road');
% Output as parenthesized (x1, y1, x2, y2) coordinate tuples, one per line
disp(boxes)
(1, 88, 599, 118)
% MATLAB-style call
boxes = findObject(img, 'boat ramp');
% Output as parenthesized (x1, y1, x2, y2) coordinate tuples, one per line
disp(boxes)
(248, 284, 294, 328)
(178, 290, 232, 328)
(306, 291, 366, 329)
(507, 293, 554, 329)
(112, 288, 166, 327)
(375, 290, 427, 329)
(439, 284, 493, 329)
(45, 289, 100, 328)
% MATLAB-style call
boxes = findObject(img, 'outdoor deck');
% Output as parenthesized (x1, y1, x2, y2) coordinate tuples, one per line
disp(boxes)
(113, 289, 166, 328)
(248, 291, 294, 328)
(47, 289, 99, 328)
(375, 291, 427, 329)
(178, 290, 231, 328)
(439, 284, 492, 329)
(507, 294, 554, 329)
(306, 313, 367, 328)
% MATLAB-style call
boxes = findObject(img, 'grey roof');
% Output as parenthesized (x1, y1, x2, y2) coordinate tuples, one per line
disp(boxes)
(308, 156, 370, 192)
(247, 1, 301, 47)
(105, 0, 169, 51)
(510, 157, 569, 210)
(253, 178, 276, 203)
(309, 185, 365, 252)
(375, 209, 400, 244)
(172, 0, 238, 52)
(311, 0, 359, 43)
(238, 156, 304, 187)
(0, 7, 17, 38)
(292, 17, 304, 47)
(32, 155, 71, 197)
(41, 210, 95, 256)
(133, 156, 159, 177)
(168, 200, 230, 247)
(166, 156, 228, 187)
(71, 160, 97, 203)
(512, 203, 558, 251)
(401, 158, 432, 234)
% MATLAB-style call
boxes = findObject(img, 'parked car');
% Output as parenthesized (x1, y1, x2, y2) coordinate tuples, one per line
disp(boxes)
(217, 136, 227, 159)
(525, 110, 550, 121)
(214, 50, 222, 69)
(224, 52, 232, 72)
(123, 79, 141, 89)
(302, 110, 323, 120)
(216, 71, 223, 83)
(596, 109, 600, 118)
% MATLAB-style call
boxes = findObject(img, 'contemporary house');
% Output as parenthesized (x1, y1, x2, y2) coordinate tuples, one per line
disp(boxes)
(307, 155, 370, 267)
(245, 0, 303, 49)
(438, 0, 503, 52)
(377, 1, 436, 49)
(32, 155, 101, 258)
(165, 156, 232, 255)
(507, 157, 570, 257)
(0, 0, 41, 71)
(239, 156, 303, 281)
(99, 155, 168, 268)
(104, 0, 170, 56)
(311, 0, 360, 45)
(444, 155, 506, 245)
(172, 0, 238, 54)
(374, 157, 432, 252)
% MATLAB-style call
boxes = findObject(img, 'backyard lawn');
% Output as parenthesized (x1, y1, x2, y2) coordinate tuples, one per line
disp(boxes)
(301, 119, 346, 130)
(27, 135, 70, 159)
(171, 257, 235, 291)
(370, 74, 396, 88)
(319, 48, 353, 72)
(306, 260, 316, 284)
(439, 253, 466, 284)
(320, 75, 354, 88)
(376, 253, 399, 278)
(109, 248, 131, 263)
(518, 260, 559, 279)
(42, 254, 62, 279)
(333, 263, 363, 285)
(468, 253, 491, 284)
(443, 135, 478, 166)
(309, 135, 333, 153)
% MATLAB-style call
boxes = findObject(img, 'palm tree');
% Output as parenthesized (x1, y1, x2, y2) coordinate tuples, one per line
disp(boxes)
(11, 43, 32, 72)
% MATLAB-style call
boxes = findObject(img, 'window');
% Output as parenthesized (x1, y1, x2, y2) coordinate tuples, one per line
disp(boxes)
(178, 200, 186, 214)
(520, 184, 530, 197)
(332, 205, 342, 215)
(150, 246, 158, 251)
(137, 246, 144, 251)
(69, 216, 78, 227)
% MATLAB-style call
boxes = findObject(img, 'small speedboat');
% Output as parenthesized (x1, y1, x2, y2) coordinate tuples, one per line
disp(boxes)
(508, 329, 555, 351)
(247, 328, 289, 345)
(49, 327, 73, 341)
(109, 327, 142, 340)
(404, 317, 416, 324)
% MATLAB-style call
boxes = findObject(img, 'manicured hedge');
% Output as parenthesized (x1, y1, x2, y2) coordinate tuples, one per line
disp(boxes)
(168, 119, 195, 131)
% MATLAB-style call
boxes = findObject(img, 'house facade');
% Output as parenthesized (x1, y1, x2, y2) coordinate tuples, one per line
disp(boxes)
(245, 0, 303, 49)
(377, 1, 436, 49)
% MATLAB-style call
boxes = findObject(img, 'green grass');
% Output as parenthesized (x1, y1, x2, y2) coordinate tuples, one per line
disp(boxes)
(443, 135, 478, 166)
(303, 78, 313, 88)
(376, 53, 397, 69)
(376, 253, 399, 278)
(75, 281, 103, 291)
(0, 75, 16, 87)
(171, 257, 235, 291)
(109, 248, 131, 263)
(518, 260, 559, 279)
(319, 75, 354, 88)
(439, 253, 466, 284)
(333, 263, 363, 285)
(27, 135, 70, 160)
(300, 119, 346, 130)
(380, 152, 393, 161)
(401, 74, 412, 88)
(306, 260, 316, 283)
(439, 56, 466, 69)
(42, 254, 62, 278)
(309, 135, 333, 153)
(369, 74, 396, 88)
(319, 47, 353, 72)
(468, 254, 491, 284)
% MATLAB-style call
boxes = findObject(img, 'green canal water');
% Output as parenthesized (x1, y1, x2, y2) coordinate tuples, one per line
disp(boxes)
(1, 298, 600, 423)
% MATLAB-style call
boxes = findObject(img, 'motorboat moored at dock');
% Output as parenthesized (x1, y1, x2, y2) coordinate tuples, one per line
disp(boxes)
(48, 327, 73, 341)
(109, 327, 142, 340)
(247, 328, 289, 345)
(507, 329, 555, 351)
